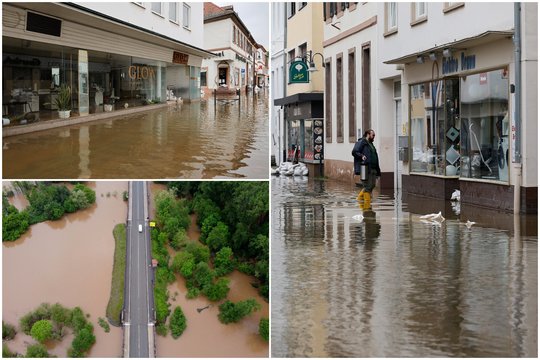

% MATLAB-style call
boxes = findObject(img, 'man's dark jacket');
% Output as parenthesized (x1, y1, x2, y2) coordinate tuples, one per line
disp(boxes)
(352, 137, 381, 176)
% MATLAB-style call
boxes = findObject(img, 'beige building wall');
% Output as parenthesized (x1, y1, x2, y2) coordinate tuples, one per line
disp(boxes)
(286, 3, 324, 96)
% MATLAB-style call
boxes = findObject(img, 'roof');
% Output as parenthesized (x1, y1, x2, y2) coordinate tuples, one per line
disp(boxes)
(204, 2, 227, 17)
(203, 2, 257, 46)
(384, 30, 514, 65)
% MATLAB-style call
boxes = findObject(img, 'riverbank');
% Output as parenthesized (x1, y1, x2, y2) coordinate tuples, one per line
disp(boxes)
(2, 103, 167, 137)
(106, 223, 126, 326)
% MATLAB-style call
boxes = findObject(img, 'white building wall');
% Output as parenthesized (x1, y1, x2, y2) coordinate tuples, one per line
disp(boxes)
(204, 19, 232, 51)
(81, 2, 204, 47)
(271, 2, 286, 164)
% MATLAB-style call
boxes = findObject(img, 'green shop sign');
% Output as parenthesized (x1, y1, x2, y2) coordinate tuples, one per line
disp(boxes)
(289, 60, 309, 83)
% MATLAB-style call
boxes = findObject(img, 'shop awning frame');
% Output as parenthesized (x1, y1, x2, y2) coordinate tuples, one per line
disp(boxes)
(383, 30, 514, 65)
(274, 92, 324, 107)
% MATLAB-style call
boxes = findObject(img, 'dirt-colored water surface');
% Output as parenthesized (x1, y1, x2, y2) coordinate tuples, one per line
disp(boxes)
(2, 182, 127, 357)
(149, 183, 269, 357)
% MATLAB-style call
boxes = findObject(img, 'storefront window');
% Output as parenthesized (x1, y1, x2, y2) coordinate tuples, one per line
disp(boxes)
(410, 78, 459, 176)
(287, 120, 302, 161)
(460, 69, 509, 182)
(304, 119, 313, 160)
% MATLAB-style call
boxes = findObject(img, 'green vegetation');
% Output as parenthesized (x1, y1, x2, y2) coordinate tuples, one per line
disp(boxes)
(214, 247, 234, 276)
(2, 183, 96, 242)
(122, 191, 129, 201)
(106, 224, 126, 326)
(259, 318, 269, 341)
(30, 320, 53, 343)
(98, 317, 110, 333)
(26, 343, 52, 358)
(2, 321, 16, 340)
(18, 303, 95, 357)
(169, 306, 187, 339)
(3, 343, 17, 358)
(203, 277, 230, 301)
(218, 299, 261, 324)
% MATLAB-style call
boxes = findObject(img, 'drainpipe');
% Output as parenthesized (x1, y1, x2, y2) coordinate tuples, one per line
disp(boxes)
(282, 3, 288, 164)
(513, 2, 522, 214)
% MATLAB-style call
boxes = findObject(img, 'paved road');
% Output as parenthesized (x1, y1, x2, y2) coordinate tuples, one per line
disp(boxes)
(125, 181, 153, 358)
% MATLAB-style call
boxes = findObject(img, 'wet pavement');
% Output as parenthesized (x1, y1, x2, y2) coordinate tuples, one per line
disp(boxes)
(271, 176, 537, 357)
(3, 92, 268, 179)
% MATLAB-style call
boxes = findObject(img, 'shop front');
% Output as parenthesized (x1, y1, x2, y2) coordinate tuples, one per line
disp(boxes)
(2, 3, 210, 125)
(394, 33, 523, 211)
(274, 93, 324, 176)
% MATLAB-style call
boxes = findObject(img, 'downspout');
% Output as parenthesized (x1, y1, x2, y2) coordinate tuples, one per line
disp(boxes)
(513, 2, 522, 214)
(282, 3, 288, 163)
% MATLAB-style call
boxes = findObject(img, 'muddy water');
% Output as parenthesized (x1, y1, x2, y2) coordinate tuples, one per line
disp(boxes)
(272, 176, 537, 357)
(2, 182, 127, 357)
(3, 93, 269, 179)
(149, 183, 269, 357)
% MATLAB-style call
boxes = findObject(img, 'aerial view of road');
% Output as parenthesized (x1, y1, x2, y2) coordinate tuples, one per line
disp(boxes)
(125, 181, 154, 357)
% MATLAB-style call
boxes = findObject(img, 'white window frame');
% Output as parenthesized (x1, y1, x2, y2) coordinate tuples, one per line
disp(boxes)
(182, 3, 191, 29)
(384, 2, 398, 36)
(443, 2, 465, 13)
(169, 2, 178, 24)
(133, 2, 145, 8)
(411, 2, 427, 26)
(151, 2, 162, 16)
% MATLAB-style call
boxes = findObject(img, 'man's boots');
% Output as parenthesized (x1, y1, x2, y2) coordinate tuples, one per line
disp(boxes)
(356, 189, 365, 201)
(363, 192, 371, 209)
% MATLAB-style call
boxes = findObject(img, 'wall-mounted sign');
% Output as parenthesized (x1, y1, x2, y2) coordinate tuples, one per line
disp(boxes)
(289, 60, 309, 83)
(172, 51, 189, 65)
(442, 52, 476, 75)
(128, 65, 155, 80)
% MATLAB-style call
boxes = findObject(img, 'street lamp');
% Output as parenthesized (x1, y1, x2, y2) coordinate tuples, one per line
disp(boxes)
(306, 50, 325, 72)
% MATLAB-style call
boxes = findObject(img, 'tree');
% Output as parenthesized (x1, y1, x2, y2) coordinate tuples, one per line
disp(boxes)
(30, 319, 53, 343)
(3, 343, 16, 358)
(193, 262, 213, 289)
(2, 321, 16, 340)
(218, 299, 261, 324)
(169, 306, 187, 339)
(185, 242, 210, 264)
(214, 247, 234, 276)
(171, 228, 189, 250)
(199, 213, 220, 244)
(171, 251, 195, 278)
(2, 205, 30, 241)
(205, 221, 229, 252)
(69, 189, 89, 210)
(259, 318, 269, 341)
(25, 343, 50, 358)
(73, 184, 96, 205)
(203, 277, 230, 301)
(71, 325, 95, 353)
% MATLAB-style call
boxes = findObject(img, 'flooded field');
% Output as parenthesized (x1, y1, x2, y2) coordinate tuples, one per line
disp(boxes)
(3, 93, 268, 179)
(2, 182, 127, 357)
(271, 176, 537, 357)
(149, 183, 269, 357)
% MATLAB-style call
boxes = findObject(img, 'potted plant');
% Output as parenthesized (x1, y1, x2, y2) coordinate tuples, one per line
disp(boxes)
(55, 84, 72, 119)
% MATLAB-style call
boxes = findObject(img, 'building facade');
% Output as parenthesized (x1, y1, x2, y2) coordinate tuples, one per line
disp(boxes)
(382, 2, 537, 213)
(255, 44, 269, 88)
(273, 2, 325, 176)
(201, 3, 257, 97)
(271, 2, 287, 165)
(2, 2, 210, 122)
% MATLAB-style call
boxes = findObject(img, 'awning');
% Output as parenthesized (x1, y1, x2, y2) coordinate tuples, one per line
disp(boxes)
(274, 92, 323, 107)
(383, 30, 514, 65)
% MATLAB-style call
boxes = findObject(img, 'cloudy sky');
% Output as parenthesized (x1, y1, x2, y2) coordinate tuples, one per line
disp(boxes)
(214, 2, 270, 49)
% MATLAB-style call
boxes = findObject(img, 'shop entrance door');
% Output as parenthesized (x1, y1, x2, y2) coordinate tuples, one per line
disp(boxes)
(218, 67, 228, 87)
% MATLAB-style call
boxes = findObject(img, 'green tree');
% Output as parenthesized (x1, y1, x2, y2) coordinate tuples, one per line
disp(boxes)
(3, 343, 16, 358)
(171, 228, 189, 250)
(171, 251, 195, 278)
(2, 205, 30, 242)
(71, 325, 95, 353)
(25, 343, 50, 358)
(259, 318, 269, 341)
(2, 321, 16, 340)
(214, 246, 234, 276)
(169, 306, 187, 339)
(69, 189, 90, 210)
(193, 262, 213, 289)
(73, 184, 96, 205)
(30, 319, 53, 343)
(205, 221, 229, 252)
(98, 318, 110, 333)
(218, 299, 261, 324)
(185, 242, 210, 264)
(203, 277, 230, 301)
(199, 213, 220, 244)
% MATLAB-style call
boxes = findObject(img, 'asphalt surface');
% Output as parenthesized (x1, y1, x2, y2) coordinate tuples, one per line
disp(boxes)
(126, 181, 152, 358)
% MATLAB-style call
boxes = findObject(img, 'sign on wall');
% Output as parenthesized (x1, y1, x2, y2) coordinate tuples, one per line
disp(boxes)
(172, 51, 189, 65)
(289, 60, 309, 83)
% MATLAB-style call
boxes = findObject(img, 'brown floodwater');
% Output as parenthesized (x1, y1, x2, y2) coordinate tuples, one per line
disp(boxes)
(2, 182, 127, 357)
(3, 93, 269, 179)
(149, 183, 269, 357)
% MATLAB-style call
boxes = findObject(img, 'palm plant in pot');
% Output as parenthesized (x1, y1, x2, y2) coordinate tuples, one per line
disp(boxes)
(55, 84, 72, 119)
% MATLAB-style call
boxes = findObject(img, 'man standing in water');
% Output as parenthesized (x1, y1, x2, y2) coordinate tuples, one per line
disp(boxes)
(352, 129, 381, 208)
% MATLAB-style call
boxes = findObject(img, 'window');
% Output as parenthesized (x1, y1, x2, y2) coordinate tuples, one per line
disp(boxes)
(169, 2, 178, 23)
(133, 2, 144, 8)
(233, 26, 236, 44)
(299, 2, 307, 10)
(288, 49, 296, 63)
(411, 2, 427, 24)
(200, 71, 207, 87)
(287, 2, 296, 18)
(444, 2, 465, 13)
(151, 2, 162, 15)
(325, 59, 332, 143)
(336, 54, 343, 143)
(298, 43, 307, 60)
(348, 49, 356, 142)
(361, 45, 371, 134)
(183, 3, 190, 28)
(384, 2, 398, 35)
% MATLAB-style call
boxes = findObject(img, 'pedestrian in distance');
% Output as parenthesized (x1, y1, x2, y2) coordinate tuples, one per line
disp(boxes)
(352, 129, 381, 208)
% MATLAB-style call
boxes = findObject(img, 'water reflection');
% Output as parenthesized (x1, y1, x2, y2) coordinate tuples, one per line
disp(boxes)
(271, 177, 537, 357)
(3, 93, 268, 179)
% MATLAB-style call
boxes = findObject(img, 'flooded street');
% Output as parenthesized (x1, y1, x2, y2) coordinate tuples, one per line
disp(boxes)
(271, 176, 537, 357)
(149, 183, 269, 357)
(2, 182, 127, 357)
(3, 93, 268, 179)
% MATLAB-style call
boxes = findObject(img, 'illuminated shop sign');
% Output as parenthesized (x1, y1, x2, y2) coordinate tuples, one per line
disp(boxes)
(128, 65, 155, 80)
(442, 52, 476, 75)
